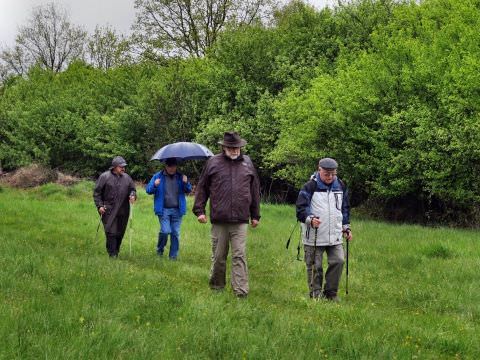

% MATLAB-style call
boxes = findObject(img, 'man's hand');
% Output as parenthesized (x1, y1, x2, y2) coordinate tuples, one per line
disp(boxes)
(129, 195, 136, 204)
(182, 175, 187, 183)
(154, 178, 161, 187)
(98, 206, 106, 215)
(251, 219, 259, 228)
(197, 214, 207, 223)
(343, 229, 353, 241)
(311, 216, 321, 228)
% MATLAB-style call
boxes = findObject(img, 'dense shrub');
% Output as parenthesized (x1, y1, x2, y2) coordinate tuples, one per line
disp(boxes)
(270, 0, 480, 223)
(1, 0, 479, 224)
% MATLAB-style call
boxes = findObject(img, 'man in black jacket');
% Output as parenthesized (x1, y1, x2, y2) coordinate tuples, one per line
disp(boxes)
(193, 132, 261, 298)
(93, 156, 136, 258)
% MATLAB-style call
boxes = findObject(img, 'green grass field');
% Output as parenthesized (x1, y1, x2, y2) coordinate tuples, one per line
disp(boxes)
(0, 182, 479, 359)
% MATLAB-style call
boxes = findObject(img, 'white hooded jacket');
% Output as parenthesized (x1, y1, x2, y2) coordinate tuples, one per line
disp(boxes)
(296, 173, 350, 246)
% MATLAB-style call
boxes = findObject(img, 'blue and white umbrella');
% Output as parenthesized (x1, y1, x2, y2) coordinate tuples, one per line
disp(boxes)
(150, 142, 214, 162)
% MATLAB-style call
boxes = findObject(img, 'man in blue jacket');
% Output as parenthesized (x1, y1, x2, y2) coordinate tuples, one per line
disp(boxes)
(146, 157, 192, 259)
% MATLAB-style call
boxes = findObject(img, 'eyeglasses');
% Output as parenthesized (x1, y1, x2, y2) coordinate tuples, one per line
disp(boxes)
(319, 169, 336, 177)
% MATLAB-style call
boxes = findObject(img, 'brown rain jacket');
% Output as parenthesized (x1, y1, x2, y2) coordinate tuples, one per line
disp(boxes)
(193, 153, 261, 224)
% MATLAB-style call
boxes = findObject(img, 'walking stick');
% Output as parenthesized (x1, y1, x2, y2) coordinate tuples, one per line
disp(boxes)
(346, 238, 349, 295)
(285, 221, 299, 249)
(310, 220, 318, 297)
(87, 211, 103, 269)
(95, 214, 103, 243)
(129, 204, 134, 256)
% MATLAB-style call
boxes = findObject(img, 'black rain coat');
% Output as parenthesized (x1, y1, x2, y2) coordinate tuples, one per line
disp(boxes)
(93, 170, 136, 235)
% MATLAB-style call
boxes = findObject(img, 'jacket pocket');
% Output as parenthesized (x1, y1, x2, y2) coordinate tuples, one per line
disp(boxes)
(334, 192, 343, 211)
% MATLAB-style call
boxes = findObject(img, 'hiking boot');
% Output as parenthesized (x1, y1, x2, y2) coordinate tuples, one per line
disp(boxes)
(210, 287, 225, 294)
(326, 295, 340, 303)
(309, 291, 324, 300)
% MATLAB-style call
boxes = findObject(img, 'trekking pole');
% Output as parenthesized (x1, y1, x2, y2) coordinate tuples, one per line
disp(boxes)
(94, 209, 105, 246)
(95, 214, 103, 243)
(285, 221, 298, 249)
(310, 219, 318, 297)
(129, 204, 134, 256)
(88, 210, 104, 269)
(296, 228, 303, 262)
(346, 237, 349, 295)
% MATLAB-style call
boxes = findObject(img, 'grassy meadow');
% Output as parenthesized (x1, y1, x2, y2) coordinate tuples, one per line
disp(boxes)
(0, 182, 479, 359)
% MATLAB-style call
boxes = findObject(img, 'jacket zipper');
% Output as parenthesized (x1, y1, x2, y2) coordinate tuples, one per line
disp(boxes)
(327, 189, 332, 244)
(230, 160, 233, 220)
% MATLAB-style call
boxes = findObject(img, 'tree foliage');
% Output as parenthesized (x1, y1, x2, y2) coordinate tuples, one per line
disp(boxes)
(271, 0, 480, 223)
(1, 0, 480, 224)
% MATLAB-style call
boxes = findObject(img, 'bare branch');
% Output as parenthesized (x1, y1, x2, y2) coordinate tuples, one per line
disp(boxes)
(86, 25, 133, 70)
(133, 0, 274, 59)
(0, 2, 87, 74)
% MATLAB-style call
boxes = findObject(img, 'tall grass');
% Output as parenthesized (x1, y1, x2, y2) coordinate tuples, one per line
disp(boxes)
(0, 182, 478, 359)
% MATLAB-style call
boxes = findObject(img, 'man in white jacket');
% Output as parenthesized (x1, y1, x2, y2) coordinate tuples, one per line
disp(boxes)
(295, 158, 353, 301)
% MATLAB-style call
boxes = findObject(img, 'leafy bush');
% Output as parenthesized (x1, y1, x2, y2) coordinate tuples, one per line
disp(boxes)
(2, 0, 480, 225)
(270, 0, 480, 223)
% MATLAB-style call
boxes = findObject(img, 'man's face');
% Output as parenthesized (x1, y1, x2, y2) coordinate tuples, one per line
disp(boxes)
(166, 164, 177, 175)
(113, 165, 126, 175)
(318, 167, 337, 184)
(224, 146, 241, 160)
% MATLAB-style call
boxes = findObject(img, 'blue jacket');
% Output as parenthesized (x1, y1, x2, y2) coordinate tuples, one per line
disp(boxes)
(146, 171, 192, 216)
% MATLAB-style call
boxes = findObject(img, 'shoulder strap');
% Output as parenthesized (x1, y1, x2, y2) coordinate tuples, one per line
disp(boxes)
(305, 179, 317, 195)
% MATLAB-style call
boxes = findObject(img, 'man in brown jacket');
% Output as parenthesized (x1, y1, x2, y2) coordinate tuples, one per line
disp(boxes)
(93, 156, 136, 258)
(193, 132, 261, 298)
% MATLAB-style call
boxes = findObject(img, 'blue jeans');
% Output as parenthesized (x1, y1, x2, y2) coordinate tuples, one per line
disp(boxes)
(157, 208, 182, 259)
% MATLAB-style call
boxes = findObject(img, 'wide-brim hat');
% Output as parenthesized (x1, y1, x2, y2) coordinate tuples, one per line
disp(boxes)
(218, 131, 247, 148)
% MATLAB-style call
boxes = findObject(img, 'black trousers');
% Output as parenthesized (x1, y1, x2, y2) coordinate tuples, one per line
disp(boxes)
(104, 215, 128, 257)
(106, 234, 124, 257)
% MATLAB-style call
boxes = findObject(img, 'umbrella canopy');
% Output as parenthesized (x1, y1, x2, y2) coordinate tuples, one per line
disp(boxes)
(150, 142, 214, 162)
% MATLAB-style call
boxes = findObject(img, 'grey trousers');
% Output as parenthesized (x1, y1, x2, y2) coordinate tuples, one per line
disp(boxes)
(304, 244, 344, 298)
(209, 223, 249, 296)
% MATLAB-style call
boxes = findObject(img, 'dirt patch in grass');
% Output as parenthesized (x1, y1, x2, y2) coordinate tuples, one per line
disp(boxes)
(56, 172, 81, 186)
(0, 164, 80, 188)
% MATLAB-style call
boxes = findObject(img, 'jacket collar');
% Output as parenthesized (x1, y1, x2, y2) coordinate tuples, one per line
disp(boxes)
(315, 172, 339, 190)
(162, 170, 178, 178)
(222, 152, 244, 161)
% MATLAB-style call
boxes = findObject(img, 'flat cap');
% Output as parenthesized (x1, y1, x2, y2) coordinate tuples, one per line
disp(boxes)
(111, 156, 127, 168)
(318, 157, 338, 170)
